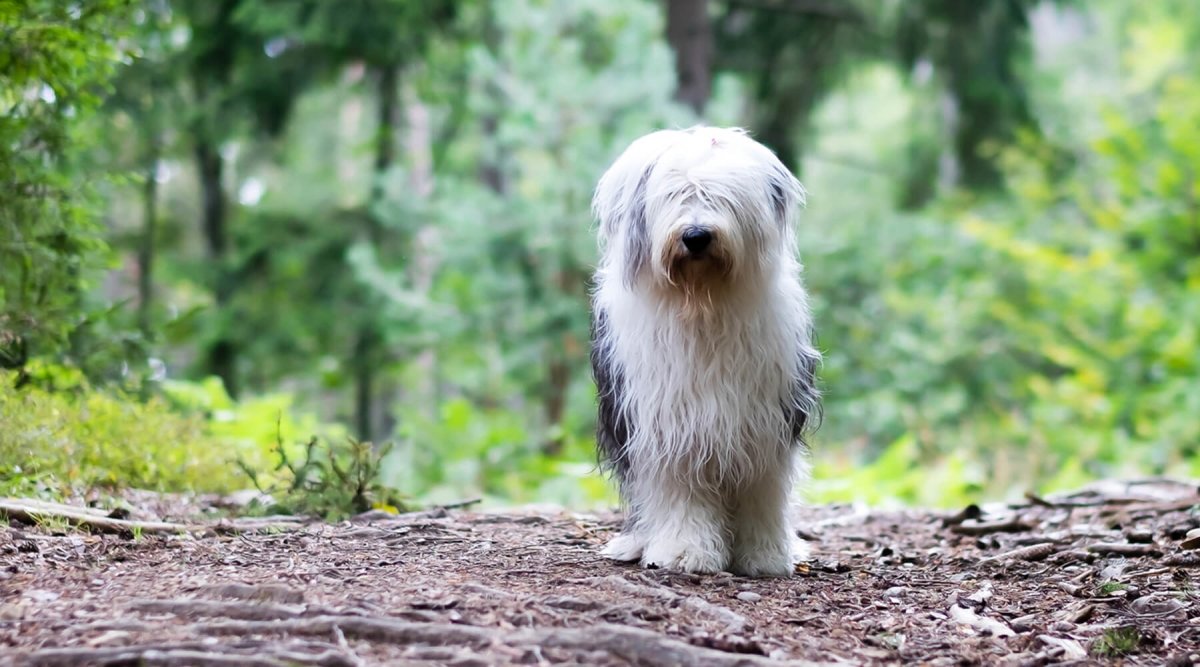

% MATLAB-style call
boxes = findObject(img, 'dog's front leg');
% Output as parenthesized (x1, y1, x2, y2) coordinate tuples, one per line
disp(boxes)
(633, 472, 731, 574)
(730, 462, 806, 577)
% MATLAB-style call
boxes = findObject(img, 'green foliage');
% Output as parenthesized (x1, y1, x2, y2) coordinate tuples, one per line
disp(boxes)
(803, 1, 1200, 506)
(7, 0, 1200, 514)
(0, 0, 135, 371)
(1093, 627, 1141, 657)
(0, 364, 344, 500)
(238, 434, 409, 522)
(0, 366, 239, 497)
(1096, 581, 1127, 596)
(390, 396, 614, 508)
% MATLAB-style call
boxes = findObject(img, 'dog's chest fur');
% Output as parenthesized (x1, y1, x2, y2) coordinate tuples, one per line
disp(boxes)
(599, 278, 806, 485)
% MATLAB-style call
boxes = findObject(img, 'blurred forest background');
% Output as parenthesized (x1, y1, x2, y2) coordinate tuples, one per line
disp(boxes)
(2, 0, 1198, 513)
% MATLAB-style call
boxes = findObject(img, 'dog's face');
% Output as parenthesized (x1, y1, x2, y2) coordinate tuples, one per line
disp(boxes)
(594, 127, 804, 298)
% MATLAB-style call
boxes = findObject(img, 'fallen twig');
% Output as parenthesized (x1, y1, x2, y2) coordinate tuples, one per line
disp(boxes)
(979, 542, 1064, 564)
(1126, 567, 1173, 579)
(8, 497, 115, 517)
(1085, 542, 1163, 557)
(1162, 554, 1200, 568)
(0, 498, 199, 536)
(941, 504, 983, 527)
(436, 497, 483, 511)
(950, 518, 1034, 536)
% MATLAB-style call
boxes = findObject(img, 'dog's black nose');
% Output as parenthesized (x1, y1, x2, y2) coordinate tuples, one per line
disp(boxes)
(682, 228, 713, 253)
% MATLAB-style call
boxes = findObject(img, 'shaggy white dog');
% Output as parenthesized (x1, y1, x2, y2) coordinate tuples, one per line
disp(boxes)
(589, 126, 821, 577)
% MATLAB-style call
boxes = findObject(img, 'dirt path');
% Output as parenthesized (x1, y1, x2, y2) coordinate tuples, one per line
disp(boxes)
(3, 480, 1200, 666)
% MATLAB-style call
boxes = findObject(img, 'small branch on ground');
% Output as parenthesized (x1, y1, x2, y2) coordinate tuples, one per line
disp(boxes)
(436, 497, 483, 510)
(1085, 543, 1163, 557)
(950, 517, 1034, 536)
(0, 498, 199, 536)
(979, 542, 1064, 564)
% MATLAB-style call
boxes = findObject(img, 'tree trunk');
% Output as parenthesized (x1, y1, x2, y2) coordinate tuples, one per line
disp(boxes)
(405, 85, 440, 420)
(542, 352, 569, 457)
(665, 0, 713, 115)
(353, 65, 400, 443)
(478, 6, 509, 195)
(195, 139, 238, 398)
(137, 138, 160, 340)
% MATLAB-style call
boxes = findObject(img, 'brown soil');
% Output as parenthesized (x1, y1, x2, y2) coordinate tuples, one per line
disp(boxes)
(4, 479, 1200, 666)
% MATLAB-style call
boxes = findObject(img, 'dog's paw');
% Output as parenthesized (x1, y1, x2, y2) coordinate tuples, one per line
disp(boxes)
(641, 537, 729, 574)
(600, 533, 645, 562)
(730, 537, 802, 577)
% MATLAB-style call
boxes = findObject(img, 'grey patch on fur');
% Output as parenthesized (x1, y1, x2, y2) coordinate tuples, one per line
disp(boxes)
(787, 339, 823, 450)
(590, 306, 641, 531)
(769, 171, 792, 230)
(590, 307, 632, 482)
(622, 162, 655, 288)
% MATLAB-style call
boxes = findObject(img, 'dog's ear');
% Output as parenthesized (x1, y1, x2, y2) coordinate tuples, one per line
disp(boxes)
(593, 155, 655, 288)
(768, 164, 806, 231)
(620, 162, 654, 287)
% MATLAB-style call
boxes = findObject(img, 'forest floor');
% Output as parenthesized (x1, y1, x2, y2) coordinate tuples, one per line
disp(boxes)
(3, 480, 1200, 666)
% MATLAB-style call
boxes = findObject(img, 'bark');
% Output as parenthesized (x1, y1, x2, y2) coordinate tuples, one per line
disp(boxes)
(353, 65, 400, 443)
(137, 138, 160, 339)
(478, 7, 509, 195)
(542, 355, 569, 457)
(666, 0, 713, 115)
(405, 87, 439, 418)
(184, 0, 240, 396)
(195, 138, 238, 398)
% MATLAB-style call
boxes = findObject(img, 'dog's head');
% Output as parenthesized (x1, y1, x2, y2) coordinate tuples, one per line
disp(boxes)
(593, 127, 804, 300)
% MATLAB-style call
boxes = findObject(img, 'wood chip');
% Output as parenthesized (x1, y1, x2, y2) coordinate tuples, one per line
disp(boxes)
(1181, 528, 1200, 550)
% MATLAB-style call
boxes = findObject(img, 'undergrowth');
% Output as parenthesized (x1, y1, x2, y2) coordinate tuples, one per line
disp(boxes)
(237, 426, 410, 521)
(0, 367, 243, 497)
(0, 364, 349, 505)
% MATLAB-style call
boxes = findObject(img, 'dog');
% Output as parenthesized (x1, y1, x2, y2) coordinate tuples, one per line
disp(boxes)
(589, 126, 821, 577)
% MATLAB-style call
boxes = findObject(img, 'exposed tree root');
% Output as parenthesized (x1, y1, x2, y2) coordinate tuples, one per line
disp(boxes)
(128, 598, 306, 621)
(189, 616, 804, 666)
(15, 644, 360, 667)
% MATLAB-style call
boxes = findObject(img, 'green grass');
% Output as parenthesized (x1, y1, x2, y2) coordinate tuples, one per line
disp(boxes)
(1096, 581, 1127, 596)
(1093, 627, 1141, 657)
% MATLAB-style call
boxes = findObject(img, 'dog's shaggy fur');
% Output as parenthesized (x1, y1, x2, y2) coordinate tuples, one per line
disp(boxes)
(589, 126, 821, 577)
